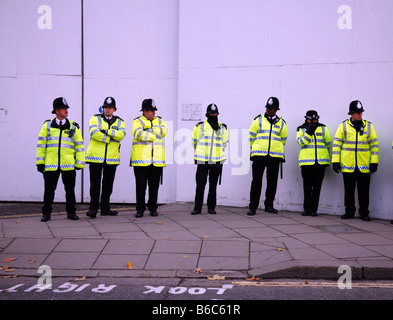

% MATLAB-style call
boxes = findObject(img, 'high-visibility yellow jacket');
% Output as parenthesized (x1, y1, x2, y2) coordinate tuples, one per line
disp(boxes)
(130, 115, 167, 167)
(192, 121, 229, 164)
(36, 118, 85, 171)
(249, 114, 287, 160)
(296, 124, 331, 166)
(86, 114, 126, 165)
(332, 119, 379, 173)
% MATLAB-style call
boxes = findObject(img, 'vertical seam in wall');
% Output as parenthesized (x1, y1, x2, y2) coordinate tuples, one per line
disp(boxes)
(80, 0, 85, 203)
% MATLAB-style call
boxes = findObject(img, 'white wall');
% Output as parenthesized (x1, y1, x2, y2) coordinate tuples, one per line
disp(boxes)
(0, 1, 392, 219)
(176, 0, 393, 219)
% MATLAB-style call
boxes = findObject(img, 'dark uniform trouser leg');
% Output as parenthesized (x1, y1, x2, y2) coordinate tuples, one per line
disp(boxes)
(249, 162, 265, 211)
(134, 165, 162, 214)
(343, 169, 370, 217)
(301, 164, 326, 213)
(101, 164, 117, 212)
(42, 169, 76, 215)
(89, 163, 117, 212)
(194, 165, 221, 211)
(264, 162, 279, 208)
(249, 161, 280, 211)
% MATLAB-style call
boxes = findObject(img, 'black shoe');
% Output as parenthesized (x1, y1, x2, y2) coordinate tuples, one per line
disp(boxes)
(361, 216, 371, 221)
(150, 211, 158, 217)
(247, 209, 256, 216)
(341, 213, 354, 219)
(391, 221, 393, 225)
(191, 210, 201, 215)
(101, 210, 118, 216)
(265, 207, 278, 214)
(208, 209, 216, 214)
(310, 212, 318, 217)
(86, 210, 97, 218)
(67, 214, 79, 221)
(41, 214, 51, 222)
(302, 211, 310, 216)
(135, 212, 144, 218)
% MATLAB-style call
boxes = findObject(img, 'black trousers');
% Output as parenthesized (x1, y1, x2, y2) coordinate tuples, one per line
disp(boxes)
(194, 164, 222, 211)
(342, 168, 371, 217)
(249, 161, 279, 211)
(133, 165, 163, 213)
(42, 169, 76, 215)
(89, 163, 117, 212)
(301, 164, 326, 214)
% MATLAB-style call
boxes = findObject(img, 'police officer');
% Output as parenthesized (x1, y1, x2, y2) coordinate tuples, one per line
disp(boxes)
(85, 97, 126, 218)
(248, 97, 287, 215)
(191, 104, 229, 215)
(36, 97, 85, 222)
(332, 100, 379, 221)
(130, 99, 167, 218)
(296, 110, 331, 216)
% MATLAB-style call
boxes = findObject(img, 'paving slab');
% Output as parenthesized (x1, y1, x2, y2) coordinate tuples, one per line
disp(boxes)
(1, 202, 393, 280)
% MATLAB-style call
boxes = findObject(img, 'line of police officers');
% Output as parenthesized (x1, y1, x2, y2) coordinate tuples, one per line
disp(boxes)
(36, 96, 386, 223)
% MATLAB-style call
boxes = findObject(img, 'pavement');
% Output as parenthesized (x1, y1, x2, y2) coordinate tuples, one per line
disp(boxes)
(1, 202, 393, 281)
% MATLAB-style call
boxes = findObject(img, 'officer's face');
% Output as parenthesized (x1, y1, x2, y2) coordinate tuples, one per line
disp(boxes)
(351, 112, 363, 121)
(104, 106, 115, 118)
(56, 108, 68, 120)
(265, 108, 277, 117)
(144, 110, 155, 120)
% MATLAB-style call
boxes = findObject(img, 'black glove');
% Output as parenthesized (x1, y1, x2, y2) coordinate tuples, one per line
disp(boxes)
(37, 164, 45, 173)
(100, 129, 107, 134)
(370, 163, 378, 174)
(75, 167, 82, 170)
(332, 163, 341, 173)
(306, 122, 318, 135)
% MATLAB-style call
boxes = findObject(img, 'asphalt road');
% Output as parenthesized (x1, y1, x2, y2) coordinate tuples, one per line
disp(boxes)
(1, 277, 393, 301)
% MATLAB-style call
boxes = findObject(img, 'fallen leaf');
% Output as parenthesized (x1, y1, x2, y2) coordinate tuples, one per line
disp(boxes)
(246, 276, 261, 281)
(182, 255, 189, 258)
(276, 248, 285, 251)
(0, 275, 17, 279)
(163, 237, 171, 240)
(304, 280, 309, 285)
(4, 268, 15, 272)
(3, 257, 16, 263)
(156, 222, 163, 225)
(28, 259, 36, 264)
(126, 262, 136, 270)
(1, 265, 11, 270)
(207, 274, 226, 280)
(194, 268, 202, 274)
(75, 276, 86, 281)
(15, 220, 23, 224)
(202, 236, 208, 239)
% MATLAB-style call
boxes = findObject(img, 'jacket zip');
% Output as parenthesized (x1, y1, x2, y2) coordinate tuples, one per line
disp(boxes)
(313, 131, 318, 164)
(355, 130, 358, 168)
(267, 122, 272, 155)
(58, 123, 63, 170)
(150, 120, 154, 162)
(209, 127, 215, 163)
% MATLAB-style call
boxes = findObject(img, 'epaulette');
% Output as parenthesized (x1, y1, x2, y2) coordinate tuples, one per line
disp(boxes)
(281, 117, 286, 124)
(196, 121, 204, 126)
(94, 113, 103, 117)
(43, 119, 51, 124)
(221, 123, 227, 129)
(116, 116, 125, 122)
(157, 116, 162, 119)
(72, 122, 80, 129)
(254, 114, 262, 120)
(133, 116, 141, 120)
